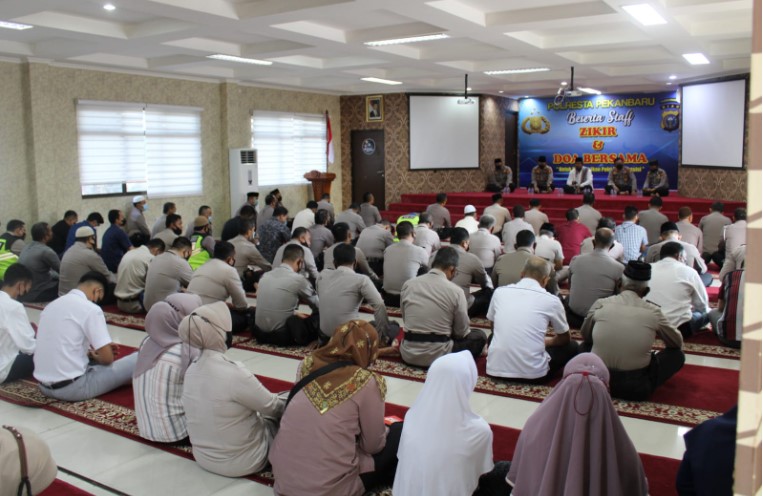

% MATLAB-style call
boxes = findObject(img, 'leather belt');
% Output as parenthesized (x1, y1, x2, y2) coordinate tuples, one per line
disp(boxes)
(403, 332, 451, 343)
(41, 375, 82, 390)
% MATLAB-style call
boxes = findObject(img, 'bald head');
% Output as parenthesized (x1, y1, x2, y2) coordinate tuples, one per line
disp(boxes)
(594, 228, 614, 249)
(521, 256, 551, 284)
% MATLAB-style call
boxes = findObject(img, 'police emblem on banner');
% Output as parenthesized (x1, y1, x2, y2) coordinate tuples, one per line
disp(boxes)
(660, 98, 680, 132)
(362, 138, 376, 155)
(521, 111, 551, 134)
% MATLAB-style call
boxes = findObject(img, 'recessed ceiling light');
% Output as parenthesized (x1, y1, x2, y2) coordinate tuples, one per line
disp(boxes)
(668, 75, 677, 80)
(666, 82, 673, 85)
(498, 90, 504, 94)
(578, 87, 602, 95)
(361, 77, 403, 85)
(561, 81, 568, 86)
(207, 54, 273, 65)
(364, 33, 449, 47)
(103, 3, 116, 11)
(467, 87, 472, 91)
(622, 4, 667, 26)
(0, 20, 33, 30)
(524, 95, 530, 98)
(484, 68, 550, 75)
(683, 53, 710, 65)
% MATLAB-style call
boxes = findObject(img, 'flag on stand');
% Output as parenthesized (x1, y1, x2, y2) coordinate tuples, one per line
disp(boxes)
(326, 111, 335, 164)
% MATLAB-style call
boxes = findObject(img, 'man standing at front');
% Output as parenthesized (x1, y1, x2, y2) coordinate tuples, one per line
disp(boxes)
(34, 272, 138, 401)
(486, 256, 578, 381)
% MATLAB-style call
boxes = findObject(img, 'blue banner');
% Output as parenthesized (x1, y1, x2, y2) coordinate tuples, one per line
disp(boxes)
(518, 92, 680, 189)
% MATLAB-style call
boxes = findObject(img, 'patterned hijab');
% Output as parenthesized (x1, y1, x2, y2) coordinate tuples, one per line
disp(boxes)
(299, 320, 386, 414)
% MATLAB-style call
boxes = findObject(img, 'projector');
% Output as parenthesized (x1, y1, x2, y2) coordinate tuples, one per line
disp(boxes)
(564, 89, 583, 97)
(457, 97, 476, 104)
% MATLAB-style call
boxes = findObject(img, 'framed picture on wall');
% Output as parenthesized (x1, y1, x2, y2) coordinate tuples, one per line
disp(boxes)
(366, 95, 383, 122)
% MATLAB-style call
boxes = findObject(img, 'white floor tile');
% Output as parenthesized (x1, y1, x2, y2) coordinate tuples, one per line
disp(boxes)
(211, 479, 275, 496)
(0, 402, 74, 434)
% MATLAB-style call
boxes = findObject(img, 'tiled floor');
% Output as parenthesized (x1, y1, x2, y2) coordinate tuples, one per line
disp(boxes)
(1, 307, 738, 495)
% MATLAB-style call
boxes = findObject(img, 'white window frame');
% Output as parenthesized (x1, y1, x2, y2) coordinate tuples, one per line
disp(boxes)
(76, 100, 203, 198)
(251, 110, 327, 187)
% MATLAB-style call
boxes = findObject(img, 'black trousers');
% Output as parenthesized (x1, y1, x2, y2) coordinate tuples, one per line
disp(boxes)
(643, 187, 669, 197)
(253, 314, 319, 346)
(562, 185, 593, 195)
(368, 259, 384, 278)
(3, 353, 34, 383)
(19, 285, 59, 304)
(563, 299, 586, 330)
(535, 184, 555, 193)
(242, 269, 266, 293)
(360, 421, 403, 490)
(605, 348, 686, 401)
(382, 291, 401, 308)
(468, 289, 493, 318)
(474, 461, 513, 496)
(230, 307, 255, 334)
(604, 184, 633, 195)
(704, 250, 726, 268)
(486, 183, 516, 193)
(452, 329, 489, 361)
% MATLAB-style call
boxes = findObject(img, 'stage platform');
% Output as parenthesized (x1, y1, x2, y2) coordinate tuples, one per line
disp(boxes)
(382, 189, 746, 226)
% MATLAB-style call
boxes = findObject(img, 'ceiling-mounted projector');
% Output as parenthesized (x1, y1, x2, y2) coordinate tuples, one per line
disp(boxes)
(457, 73, 474, 105)
(457, 97, 476, 104)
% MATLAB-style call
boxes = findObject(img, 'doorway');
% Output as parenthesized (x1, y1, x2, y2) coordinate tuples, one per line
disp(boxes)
(351, 130, 386, 208)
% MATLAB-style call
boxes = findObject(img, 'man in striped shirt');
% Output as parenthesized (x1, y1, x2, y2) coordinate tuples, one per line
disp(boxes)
(614, 206, 648, 263)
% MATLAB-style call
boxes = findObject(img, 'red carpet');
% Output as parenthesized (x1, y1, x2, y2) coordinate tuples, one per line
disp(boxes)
(0, 373, 684, 496)
(40, 479, 93, 496)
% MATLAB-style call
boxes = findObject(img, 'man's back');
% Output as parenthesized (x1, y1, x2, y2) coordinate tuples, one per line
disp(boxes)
(291, 208, 315, 233)
(59, 243, 111, 296)
(645, 240, 707, 274)
(615, 222, 648, 263)
(127, 207, 149, 237)
(359, 203, 382, 228)
(188, 259, 247, 308)
(502, 218, 533, 253)
(413, 224, 441, 257)
(468, 229, 502, 269)
(254, 265, 313, 332)
(647, 258, 708, 328)
(492, 248, 534, 287)
(425, 203, 451, 229)
(677, 220, 703, 253)
(534, 235, 563, 266)
(483, 204, 511, 233)
(524, 209, 548, 235)
(308, 225, 334, 258)
(576, 204, 601, 235)
(101, 224, 132, 273)
(18, 242, 60, 301)
(316, 200, 334, 222)
(724, 221, 747, 256)
(568, 251, 624, 317)
(555, 221, 590, 264)
(356, 225, 393, 260)
(114, 246, 153, 299)
(638, 209, 669, 245)
(316, 266, 383, 336)
(336, 210, 366, 239)
(698, 212, 731, 254)
(144, 252, 192, 312)
(383, 241, 428, 294)
(448, 246, 492, 306)
(229, 235, 271, 277)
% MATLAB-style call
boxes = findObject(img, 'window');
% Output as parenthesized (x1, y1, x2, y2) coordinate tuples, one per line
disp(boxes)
(76, 100, 202, 197)
(252, 111, 326, 186)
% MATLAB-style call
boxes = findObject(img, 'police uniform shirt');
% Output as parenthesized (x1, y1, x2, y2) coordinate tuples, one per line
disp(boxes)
(127, 206, 150, 237)
(254, 264, 318, 332)
(445, 245, 493, 307)
(356, 224, 394, 260)
(308, 225, 335, 259)
(483, 204, 511, 233)
(59, 242, 116, 296)
(413, 224, 441, 257)
(567, 250, 624, 317)
(143, 251, 193, 312)
(272, 240, 319, 280)
(382, 240, 429, 295)
(154, 228, 178, 249)
(676, 220, 704, 254)
(524, 208, 549, 235)
(424, 203, 451, 229)
(229, 234, 272, 278)
(187, 259, 248, 310)
(637, 208, 669, 245)
(316, 200, 335, 223)
(645, 239, 708, 274)
(467, 228, 502, 269)
(335, 209, 367, 239)
(491, 247, 534, 288)
(322, 243, 377, 279)
(698, 211, 732, 254)
(359, 203, 382, 229)
(316, 266, 389, 337)
(576, 204, 602, 236)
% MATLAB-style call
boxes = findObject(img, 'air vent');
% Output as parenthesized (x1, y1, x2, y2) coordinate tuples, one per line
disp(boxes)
(240, 149, 256, 164)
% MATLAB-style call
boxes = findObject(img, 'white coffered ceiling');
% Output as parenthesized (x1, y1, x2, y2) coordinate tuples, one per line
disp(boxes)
(0, 0, 753, 97)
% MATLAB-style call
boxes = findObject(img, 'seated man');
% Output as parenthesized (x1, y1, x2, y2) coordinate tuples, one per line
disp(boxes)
(566, 228, 624, 328)
(709, 268, 744, 349)
(0, 220, 27, 255)
(467, 215, 502, 274)
(126, 195, 151, 246)
(563, 157, 593, 194)
(188, 216, 216, 271)
(413, 213, 441, 257)
(143, 237, 193, 312)
(721, 208, 747, 265)
(485, 158, 515, 193)
(229, 219, 271, 292)
(400, 247, 487, 368)
(581, 261, 684, 400)
(534, 223, 564, 294)
(34, 272, 138, 401)
(153, 213, 183, 248)
(382, 221, 429, 307)
(49, 210, 77, 256)
(425, 193, 452, 231)
(487, 256, 578, 381)
(323, 223, 379, 282)
(492, 229, 535, 288)
(18, 222, 60, 303)
(502, 205, 533, 253)
(530, 156, 555, 193)
(114, 238, 165, 314)
(642, 159, 669, 197)
(101, 209, 133, 273)
(438, 227, 493, 317)
(64, 212, 104, 252)
(605, 157, 637, 195)
(292, 201, 318, 233)
(580, 217, 625, 262)
(256, 194, 277, 232)
(272, 227, 319, 282)
(336, 203, 367, 240)
(0, 264, 36, 383)
(676, 207, 703, 254)
(638, 196, 669, 246)
(317, 193, 335, 224)
(647, 242, 710, 338)
(308, 209, 335, 262)
(524, 199, 549, 235)
(59, 226, 116, 299)
(614, 206, 648, 263)
(719, 244, 745, 282)
(555, 208, 591, 265)
(698, 202, 732, 265)
(254, 244, 320, 346)
(483, 193, 511, 236)
(356, 219, 394, 277)
(258, 206, 291, 263)
(455, 205, 479, 234)
(221, 205, 257, 242)
(646, 222, 711, 287)
(150, 202, 176, 237)
(187, 241, 254, 334)
(576, 192, 602, 235)
(316, 244, 395, 344)
(359, 192, 382, 229)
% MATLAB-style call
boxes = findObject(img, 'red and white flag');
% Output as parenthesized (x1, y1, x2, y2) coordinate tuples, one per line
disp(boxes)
(326, 111, 335, 164)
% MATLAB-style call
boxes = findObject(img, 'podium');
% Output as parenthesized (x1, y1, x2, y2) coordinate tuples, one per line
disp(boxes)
(303, 170, 336, 200)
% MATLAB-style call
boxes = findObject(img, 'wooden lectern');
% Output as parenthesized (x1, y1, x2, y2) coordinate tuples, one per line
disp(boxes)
(303, 170, 336, 201)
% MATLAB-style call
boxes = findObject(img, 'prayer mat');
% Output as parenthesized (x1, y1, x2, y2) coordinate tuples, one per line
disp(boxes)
(40, 479, 93, 496)
(0, 373, 683, 496)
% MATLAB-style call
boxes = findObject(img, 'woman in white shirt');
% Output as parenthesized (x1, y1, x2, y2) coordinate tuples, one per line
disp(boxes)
(393, 351, 494, 496)
(133, 293, 202, 443)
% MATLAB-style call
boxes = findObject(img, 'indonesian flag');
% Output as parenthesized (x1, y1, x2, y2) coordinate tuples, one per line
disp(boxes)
(326, 111, 335, 164)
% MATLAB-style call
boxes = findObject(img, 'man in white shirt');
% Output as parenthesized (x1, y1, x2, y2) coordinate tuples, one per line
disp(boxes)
(502, 205, 533, 253)
(534, 223, 564, 294)
(114, 238, 165, 314)
(563, 157, 593, 194)
(645, 222, 711, 287)
(579, 217, 625, 263)
(486, 256, 578, 381)
(467, 215, 502, 273)
(291, 201, 318, 233)
(524, 199, 549, 235)
(34, 271, 138, 401)
(413, 213, 441, 257)
(0, 264, 36, 383)
(647, 242, 710, 338)
(455, 205, 479, 234)
(483, 193, 511, 238)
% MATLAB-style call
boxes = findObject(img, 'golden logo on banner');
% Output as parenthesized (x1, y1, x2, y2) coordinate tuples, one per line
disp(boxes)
(521, 112, 551, 134)
(660, 98, 680, 132)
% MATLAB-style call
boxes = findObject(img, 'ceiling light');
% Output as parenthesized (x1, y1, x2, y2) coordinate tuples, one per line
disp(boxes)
(668, 75, 677, 80)
(683, 53, 710, 65)
(0, 20, 33, 30)
(207, 54, 273, 65)
(622, 4, 667, 26)
(498, 90, 504, 93)
(578, 87, 602, 95)
(364, 33, 449, 47)
(484, 68, 550, 75)
(361, 77, 402, 85)
(103, 3, 116, 11)
(666, 82, 672, 85)
(561, 81, 568, 86)
(467, 87, 472, 91)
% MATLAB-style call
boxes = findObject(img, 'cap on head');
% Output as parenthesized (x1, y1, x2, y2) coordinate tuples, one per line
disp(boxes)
(463, 205, 476, 215)
(623, 261, 651, 281)
(193, 216, 209, 228)
(132, 195, 146, 204)
(75, 226, 95, 238)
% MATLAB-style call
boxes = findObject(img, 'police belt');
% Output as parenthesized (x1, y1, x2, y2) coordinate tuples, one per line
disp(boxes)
(403, 332, 451, 343)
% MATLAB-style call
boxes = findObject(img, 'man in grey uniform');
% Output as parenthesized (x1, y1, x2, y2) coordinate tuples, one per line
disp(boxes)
(359, 192, 383, 228)
(316, 193, 335, 224)
(229, 220, 271, 292)
(424, 193, 451, 231)
(336, 203, 367, 240)
(676, 207, 703, 253)
(356, 220, 393, 276)
(143, 237, 193, 312)
(322, 223, 379, 284)
(272, 227, 319, 282)
(59, 226, 116, 300)
(382, 221, 428, 307)
(576, 192, 602, 236)
(437, 227, 493, 317)
(413, 214, 442, 257)
(638, 196, 669, 245)
(698, 202, 732, 264)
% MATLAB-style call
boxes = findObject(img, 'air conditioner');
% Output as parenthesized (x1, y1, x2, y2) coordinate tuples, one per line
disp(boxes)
(229, 148, 258, 216)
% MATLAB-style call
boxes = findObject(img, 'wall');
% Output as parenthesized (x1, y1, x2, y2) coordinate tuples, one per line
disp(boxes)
(340, 93, 515, 208)
(0, 62, 342, 231)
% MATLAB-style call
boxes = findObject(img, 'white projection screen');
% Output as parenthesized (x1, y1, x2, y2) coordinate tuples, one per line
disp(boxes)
(409, 95, 480, 170)
(681, 79, 746, 168)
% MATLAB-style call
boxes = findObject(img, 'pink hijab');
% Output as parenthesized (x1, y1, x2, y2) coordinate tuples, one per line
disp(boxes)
(133, 293, 203, 378)
(507, 353, 648, 496)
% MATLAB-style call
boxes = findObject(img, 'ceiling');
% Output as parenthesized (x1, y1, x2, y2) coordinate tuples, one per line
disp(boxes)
(0, 0, 753, 97)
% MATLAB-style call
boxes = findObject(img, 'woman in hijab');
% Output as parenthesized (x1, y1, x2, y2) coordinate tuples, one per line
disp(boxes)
(133, 293, 202, 443)
(393, 351, 494, 496)
(269, 320, 400, 496)
(181, 301, 286, 477)
(507, 353, 648, 496)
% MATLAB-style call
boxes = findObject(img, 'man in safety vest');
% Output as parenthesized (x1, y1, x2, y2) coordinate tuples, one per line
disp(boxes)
(188, 216, 216, 270)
